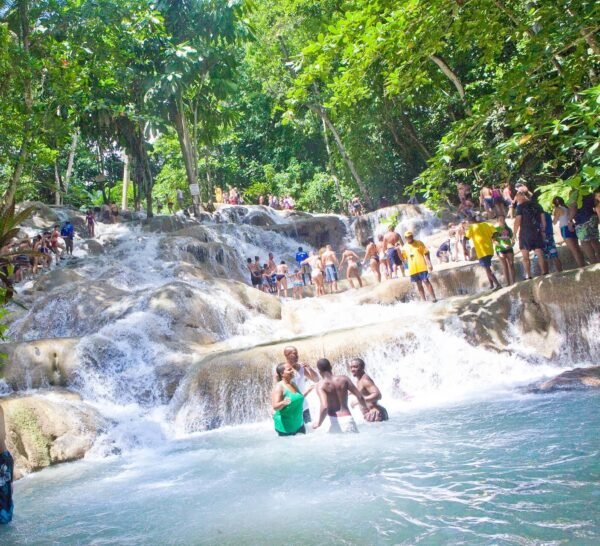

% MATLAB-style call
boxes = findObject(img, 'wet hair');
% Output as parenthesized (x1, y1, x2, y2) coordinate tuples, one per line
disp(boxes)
(351, 358, 365, 369)
(247, 257, 252, 263)
(275, 363, 287, 381)
(317, 358, 332, 373)
(552, 196, 566, 207)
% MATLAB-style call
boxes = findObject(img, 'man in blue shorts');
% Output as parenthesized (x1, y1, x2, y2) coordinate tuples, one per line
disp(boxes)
(322, 245, 339, 293)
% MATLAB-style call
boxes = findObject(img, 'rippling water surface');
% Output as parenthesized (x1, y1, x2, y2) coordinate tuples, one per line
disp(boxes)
(3, 390, 599, 545)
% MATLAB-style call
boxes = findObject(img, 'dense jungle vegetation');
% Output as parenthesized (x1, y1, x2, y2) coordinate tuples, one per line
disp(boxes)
(0, 0, 598, 214)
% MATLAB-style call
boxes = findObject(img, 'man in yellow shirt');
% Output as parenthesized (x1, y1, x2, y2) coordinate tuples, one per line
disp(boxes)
(464, 216, 502, 290)
(401, 231, 437, 302)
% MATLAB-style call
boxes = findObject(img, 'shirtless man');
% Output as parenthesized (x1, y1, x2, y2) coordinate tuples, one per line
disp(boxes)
(479, 185, 494, 216)
(247, 257, 261, 289)
(339, 248, 363, 288)
(313, 358, 368, 433)
(275, 261, 289, 297)
(363, 237, 381, 283)
(321, 245, 339, 293)
(383, 225, 404, 278)
(274, 346, 319, 424)
(302, 251, 325, 296)
(350, 358, 389, 422)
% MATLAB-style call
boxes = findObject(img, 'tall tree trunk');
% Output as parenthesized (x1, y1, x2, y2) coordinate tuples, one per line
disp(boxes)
(311, 105, 373, 209)
(54, 160, 63, 205)
(4, 0, 32, 207)
(63, 130, 78, 200)
(170, 95, 201, 216)
(121, 153, 130, 211)
(319, 115, 344, 209)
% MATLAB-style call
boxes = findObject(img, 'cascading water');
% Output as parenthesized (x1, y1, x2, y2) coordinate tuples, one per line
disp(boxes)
(1, 205, 599, 545)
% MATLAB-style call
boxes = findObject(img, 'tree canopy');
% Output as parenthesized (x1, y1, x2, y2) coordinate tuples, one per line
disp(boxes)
(0, 0, 598, 213)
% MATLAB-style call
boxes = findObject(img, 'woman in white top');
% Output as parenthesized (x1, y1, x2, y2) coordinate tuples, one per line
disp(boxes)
(552, 196, 584, 267)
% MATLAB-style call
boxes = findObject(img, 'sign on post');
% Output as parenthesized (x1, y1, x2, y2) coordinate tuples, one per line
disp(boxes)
(189, 184, 200, 196)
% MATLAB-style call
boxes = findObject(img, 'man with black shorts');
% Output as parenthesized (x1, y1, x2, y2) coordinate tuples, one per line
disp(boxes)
(513, 191, 546, 279)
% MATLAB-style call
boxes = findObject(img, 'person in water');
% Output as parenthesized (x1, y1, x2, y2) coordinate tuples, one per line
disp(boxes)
(0, 405, 14, 524)
(272, 363, 313, 436)
(321, 245, 339, 293)
(349, 358, 389, 422)
(274, 346, 319, 424)
(313, 358, 368, 433)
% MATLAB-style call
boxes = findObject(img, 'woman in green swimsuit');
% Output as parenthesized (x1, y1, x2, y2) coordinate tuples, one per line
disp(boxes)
(272, 363, 313, 436)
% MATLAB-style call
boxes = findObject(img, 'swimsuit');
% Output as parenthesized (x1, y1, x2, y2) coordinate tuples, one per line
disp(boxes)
(328, 414, 358, 433)
(325, 264, 338, 282)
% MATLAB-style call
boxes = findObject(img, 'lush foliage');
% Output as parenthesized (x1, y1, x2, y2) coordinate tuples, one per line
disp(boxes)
(0, 0, 598, 213)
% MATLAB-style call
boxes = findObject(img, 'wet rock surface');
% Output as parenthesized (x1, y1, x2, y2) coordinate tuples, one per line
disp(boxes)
(533, 366, 600, 392)
(0, 390, 106, 478)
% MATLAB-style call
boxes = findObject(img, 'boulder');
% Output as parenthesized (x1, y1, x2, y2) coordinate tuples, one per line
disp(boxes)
(0, 390, 106, 478)
(8, 280, 130, 341)
(83, 239, 105, 255)
(142, 215, 192, 233)
(535, 366, 600, 392)
(267, 215, 348, 250)
(29, 268, 84, 293)
(0, 338, 80, 389)
(446, 264, 600, 360)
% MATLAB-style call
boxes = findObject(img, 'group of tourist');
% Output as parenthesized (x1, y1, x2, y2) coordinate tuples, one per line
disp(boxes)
(3, 221, 76, 284)
(271, 346, 388, 437)
(444, 185, 600, 289)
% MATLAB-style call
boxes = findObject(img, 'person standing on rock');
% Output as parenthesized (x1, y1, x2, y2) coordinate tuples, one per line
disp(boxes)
(295, 246, 311, 286)
(0, 405, 14, 524)
(401, 231, 437, 302)
(464, 215, 502, 290)
(363, 237, 381, 283)
(312, 358, 368, 433)
(276, 261, 289, 298)
(376, 235, 390, 280)
(86, 209, 95, 238)
(302, 252, 325, 296)
(339, 248, 363, 288)
(322, 245, 339, 293)
(274, 346, 319, 425)
(493, 215, 516, 286)
(383, 225, 404, 278)
(350, 358, 389, 422)
(513, 190, 547, 279)
(60, 220, 75, 256)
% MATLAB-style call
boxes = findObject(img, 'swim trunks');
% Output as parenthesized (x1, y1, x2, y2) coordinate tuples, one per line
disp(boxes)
(483, 197, 494, 210)
(575, 216, 599, 242)
(410, 271, 429, 283)
(543, 237, 559, 259)
(328, 415, 358, 433)
(325, 264, 338, 282)
(478, 255, 493, 268)
(386, 247, 402, 266)
(560, 225, 577, 240)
